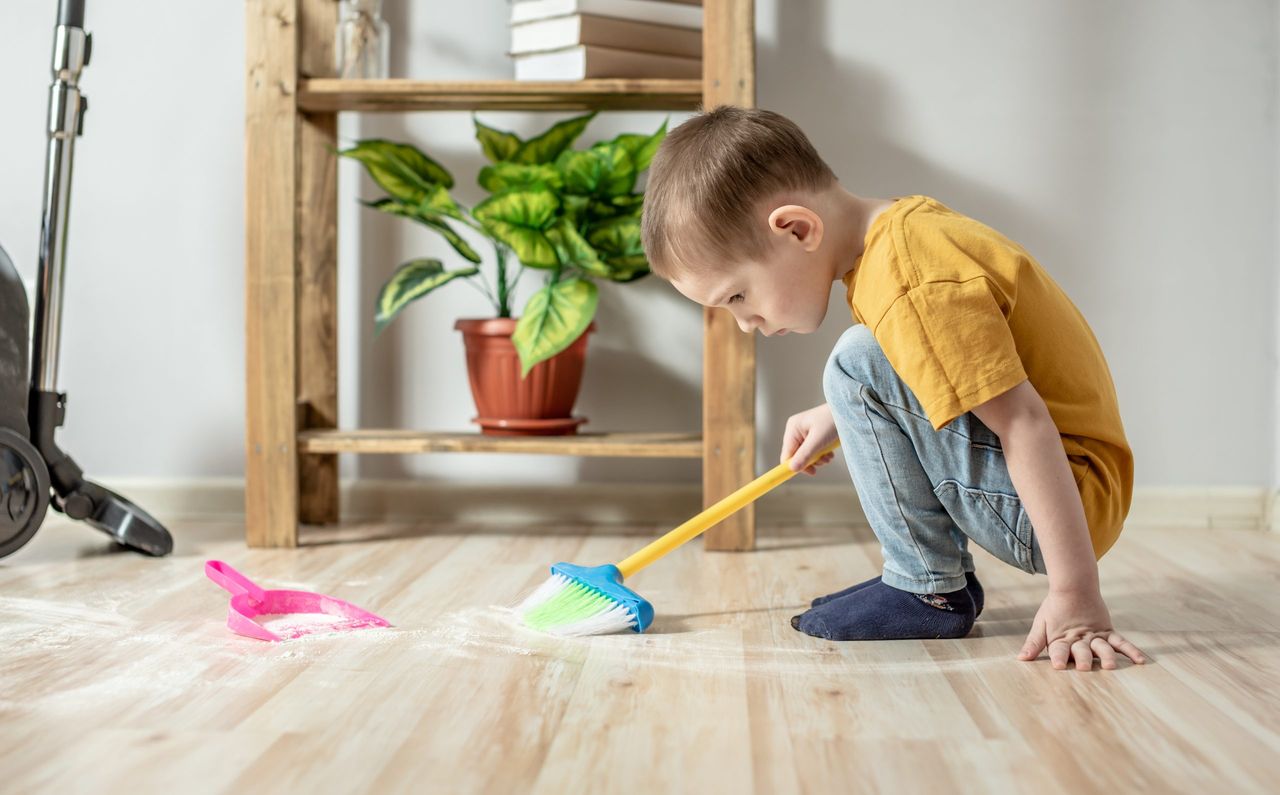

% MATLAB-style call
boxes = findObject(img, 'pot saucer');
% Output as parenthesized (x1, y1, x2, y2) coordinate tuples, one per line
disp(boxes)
(472, 416, 588, 436)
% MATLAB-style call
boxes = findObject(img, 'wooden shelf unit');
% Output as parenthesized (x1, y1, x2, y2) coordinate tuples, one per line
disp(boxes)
(245, 0, 756, 549)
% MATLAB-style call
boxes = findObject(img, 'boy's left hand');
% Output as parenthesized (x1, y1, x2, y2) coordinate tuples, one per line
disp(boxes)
(1018, 589, 1147, 670)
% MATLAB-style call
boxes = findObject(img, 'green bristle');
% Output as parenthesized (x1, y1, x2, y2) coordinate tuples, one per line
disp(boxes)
(524, 579, 622, 631)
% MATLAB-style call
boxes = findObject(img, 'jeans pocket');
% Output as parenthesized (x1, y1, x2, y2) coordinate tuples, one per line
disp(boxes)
(933, 480, 1037, 574)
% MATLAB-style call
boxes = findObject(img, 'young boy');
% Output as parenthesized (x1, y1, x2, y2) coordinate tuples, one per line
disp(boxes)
(640, 106, 1146, 671)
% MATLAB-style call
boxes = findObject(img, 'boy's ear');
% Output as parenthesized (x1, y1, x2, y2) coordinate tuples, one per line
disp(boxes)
(766, 204, 824, 252)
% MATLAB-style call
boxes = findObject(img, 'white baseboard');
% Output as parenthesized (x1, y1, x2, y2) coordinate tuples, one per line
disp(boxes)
(94, 478, 1279, 533)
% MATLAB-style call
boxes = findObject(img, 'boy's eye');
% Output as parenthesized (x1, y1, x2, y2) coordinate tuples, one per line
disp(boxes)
(728, 293, 744, 305)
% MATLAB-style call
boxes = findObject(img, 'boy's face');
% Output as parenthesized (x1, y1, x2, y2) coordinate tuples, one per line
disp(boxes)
(668, 205, 835, 336)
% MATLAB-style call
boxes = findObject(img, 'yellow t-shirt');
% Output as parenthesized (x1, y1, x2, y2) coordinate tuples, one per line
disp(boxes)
(843, 195, 1133, 557)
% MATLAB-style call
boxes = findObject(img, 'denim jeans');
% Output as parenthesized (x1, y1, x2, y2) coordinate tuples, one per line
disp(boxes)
(823, 324, 1047, 595)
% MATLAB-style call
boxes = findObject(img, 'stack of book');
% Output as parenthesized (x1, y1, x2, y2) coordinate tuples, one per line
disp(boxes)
(508, 0, 703, 81)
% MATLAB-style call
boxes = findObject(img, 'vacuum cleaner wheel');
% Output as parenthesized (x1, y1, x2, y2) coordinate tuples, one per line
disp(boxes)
(0, 428, 51, 558)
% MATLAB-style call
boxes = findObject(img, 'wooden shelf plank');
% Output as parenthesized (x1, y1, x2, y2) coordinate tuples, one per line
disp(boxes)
(297, 79, 704, 112)
(298, 429, 703, 458)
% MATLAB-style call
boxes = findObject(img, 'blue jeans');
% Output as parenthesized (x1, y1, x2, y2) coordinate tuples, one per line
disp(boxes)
(823, 324, 1047, 595)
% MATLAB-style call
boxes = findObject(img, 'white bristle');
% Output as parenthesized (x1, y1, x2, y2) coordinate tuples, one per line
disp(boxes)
(543, 603, 637, 637)
(514, 573, 639, 637)
(515, 572, 573, 614)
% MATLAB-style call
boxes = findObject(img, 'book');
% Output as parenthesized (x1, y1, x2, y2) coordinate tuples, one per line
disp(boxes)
(510, 0, 703, 30)
(510, 14, 702, 59)
(513, 44, 700, 80)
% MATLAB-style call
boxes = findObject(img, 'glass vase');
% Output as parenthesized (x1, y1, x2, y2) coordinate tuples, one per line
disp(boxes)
(336, 0, 389, 79)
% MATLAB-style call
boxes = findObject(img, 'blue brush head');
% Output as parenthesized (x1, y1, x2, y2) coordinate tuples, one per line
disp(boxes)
(548, 562, 655, 633)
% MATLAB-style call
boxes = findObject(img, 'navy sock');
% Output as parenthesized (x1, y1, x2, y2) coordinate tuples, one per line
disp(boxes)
(790, 580, 975, 641)
(965, 571, 984, 618)
(812, 570, 985, 618)
(809, 575, 880, 608)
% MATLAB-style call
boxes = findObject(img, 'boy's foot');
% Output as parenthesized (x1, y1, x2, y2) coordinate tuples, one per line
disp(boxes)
(811, 571, 985, 618)
(790, 580, 975, 641)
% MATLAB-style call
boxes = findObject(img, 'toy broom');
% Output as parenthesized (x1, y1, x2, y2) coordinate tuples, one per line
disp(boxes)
(517, 439, 841, 636)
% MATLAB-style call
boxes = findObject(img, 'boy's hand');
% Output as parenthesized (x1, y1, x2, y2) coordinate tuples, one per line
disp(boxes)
(781, 403, 839, 475)
(1018, 588, 1147, 670)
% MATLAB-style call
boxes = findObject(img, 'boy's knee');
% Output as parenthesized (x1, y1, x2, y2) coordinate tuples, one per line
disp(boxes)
(824, 324, 885, 399)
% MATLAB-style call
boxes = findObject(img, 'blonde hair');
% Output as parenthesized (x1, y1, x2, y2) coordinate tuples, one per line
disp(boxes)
(641, 106, 837, 279)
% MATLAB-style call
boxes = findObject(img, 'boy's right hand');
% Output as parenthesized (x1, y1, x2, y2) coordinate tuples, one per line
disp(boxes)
(781, 403, 839, 475)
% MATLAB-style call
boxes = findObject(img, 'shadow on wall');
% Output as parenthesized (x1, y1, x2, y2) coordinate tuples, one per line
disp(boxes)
(570, 281, 702, 484)
(752, 0, 1122, 482)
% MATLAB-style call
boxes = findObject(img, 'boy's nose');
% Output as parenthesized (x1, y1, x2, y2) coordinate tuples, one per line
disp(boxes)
(737, 316, 762, 334)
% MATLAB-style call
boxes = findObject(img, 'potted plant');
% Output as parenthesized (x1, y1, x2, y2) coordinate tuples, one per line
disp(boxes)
(339, 112, 665, 436)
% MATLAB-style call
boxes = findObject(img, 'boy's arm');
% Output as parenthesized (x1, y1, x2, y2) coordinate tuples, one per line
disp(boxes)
(971, 379, 1146, 669)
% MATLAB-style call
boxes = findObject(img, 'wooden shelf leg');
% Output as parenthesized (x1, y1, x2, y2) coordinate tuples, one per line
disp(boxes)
(296, 0, 341, 527)
(297, 110, 339, 526)
(702, 0, 757, 551)
(245, 0, 301, 547)
(703, 308, 757, 551)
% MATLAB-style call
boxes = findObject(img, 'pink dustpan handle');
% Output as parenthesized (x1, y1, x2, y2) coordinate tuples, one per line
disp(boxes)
(205, 560, 267, 602)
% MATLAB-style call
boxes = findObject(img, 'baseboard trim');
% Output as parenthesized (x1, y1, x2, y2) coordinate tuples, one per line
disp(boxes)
(93, 478, 1279, 533)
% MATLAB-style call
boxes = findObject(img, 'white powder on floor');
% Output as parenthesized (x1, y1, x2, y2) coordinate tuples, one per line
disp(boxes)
(0, 592, 1005, 688)
(254, 612, 357, 638)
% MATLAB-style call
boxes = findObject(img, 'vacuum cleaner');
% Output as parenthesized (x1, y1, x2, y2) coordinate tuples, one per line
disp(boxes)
(0, 0, 173, 559)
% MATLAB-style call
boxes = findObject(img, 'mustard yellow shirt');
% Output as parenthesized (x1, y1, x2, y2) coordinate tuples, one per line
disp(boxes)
(843, 195, 1133, 557)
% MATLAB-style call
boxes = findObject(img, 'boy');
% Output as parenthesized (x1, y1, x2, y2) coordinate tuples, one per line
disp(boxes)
(640, 106, 1146, 671)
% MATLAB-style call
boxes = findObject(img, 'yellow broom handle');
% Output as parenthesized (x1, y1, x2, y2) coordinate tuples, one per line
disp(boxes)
(616, 439, 841, 579)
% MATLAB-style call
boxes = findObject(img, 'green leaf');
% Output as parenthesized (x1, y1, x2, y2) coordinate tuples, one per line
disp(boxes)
(587, 142, 636, 196)
(546, 218, 609, 277)
(339, 140, 454, 200)
(419, 183, 466, 221)
(514, 112, 597, 165)
(586, 214, 642, 258)
(554, 149, 606, 196)
(375, 258, 479, 334)
(481, 224, 556, 269)
(605, 265, 651, 283)
(587, 215, 651, 281)
(477, 162, 563, 193)
(610, 194, 645, 212)
(610, 118, 668, 172)
(586, 194, 644, 220)
(363, 198, 481, 263)
(561, 194, 591, 227)
(556, 144, 634, 198)
(474, 117, 521, 163)
(472, 189, 560, 268)
(513, 278, 598, 376)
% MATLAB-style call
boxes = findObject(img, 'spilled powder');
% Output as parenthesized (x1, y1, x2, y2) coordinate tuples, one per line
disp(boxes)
(406, 605, 1015, 675)
(0, 588, 1009, 708)
(254, 612, 348, 637)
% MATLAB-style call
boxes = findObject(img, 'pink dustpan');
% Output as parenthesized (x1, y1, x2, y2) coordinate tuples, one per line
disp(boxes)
(205, 560, 391, 641)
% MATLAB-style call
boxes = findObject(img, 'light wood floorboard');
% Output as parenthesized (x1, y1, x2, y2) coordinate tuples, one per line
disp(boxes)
(1, 518, 1276, 794)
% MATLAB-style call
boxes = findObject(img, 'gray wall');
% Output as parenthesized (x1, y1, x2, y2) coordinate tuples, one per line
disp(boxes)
(0, 1, 1276, 490)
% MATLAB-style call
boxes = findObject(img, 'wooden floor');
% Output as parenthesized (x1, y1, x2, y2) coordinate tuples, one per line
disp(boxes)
(1, 515, 1277, 794)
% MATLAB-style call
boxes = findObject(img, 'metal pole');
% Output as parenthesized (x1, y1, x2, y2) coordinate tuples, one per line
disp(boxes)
(32, 1, 90, 393)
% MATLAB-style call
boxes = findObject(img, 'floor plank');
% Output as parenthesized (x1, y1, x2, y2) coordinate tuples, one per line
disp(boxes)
(0, 518, 1276, 794)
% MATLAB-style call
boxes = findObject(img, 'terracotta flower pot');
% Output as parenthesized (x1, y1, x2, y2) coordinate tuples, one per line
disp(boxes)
(453, 318, 595, 436)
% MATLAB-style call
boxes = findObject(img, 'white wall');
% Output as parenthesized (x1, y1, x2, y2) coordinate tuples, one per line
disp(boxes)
(0, 1, 246, 477)
(1274, 0, 1280, 496)
(0, 1, 1275, 491)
